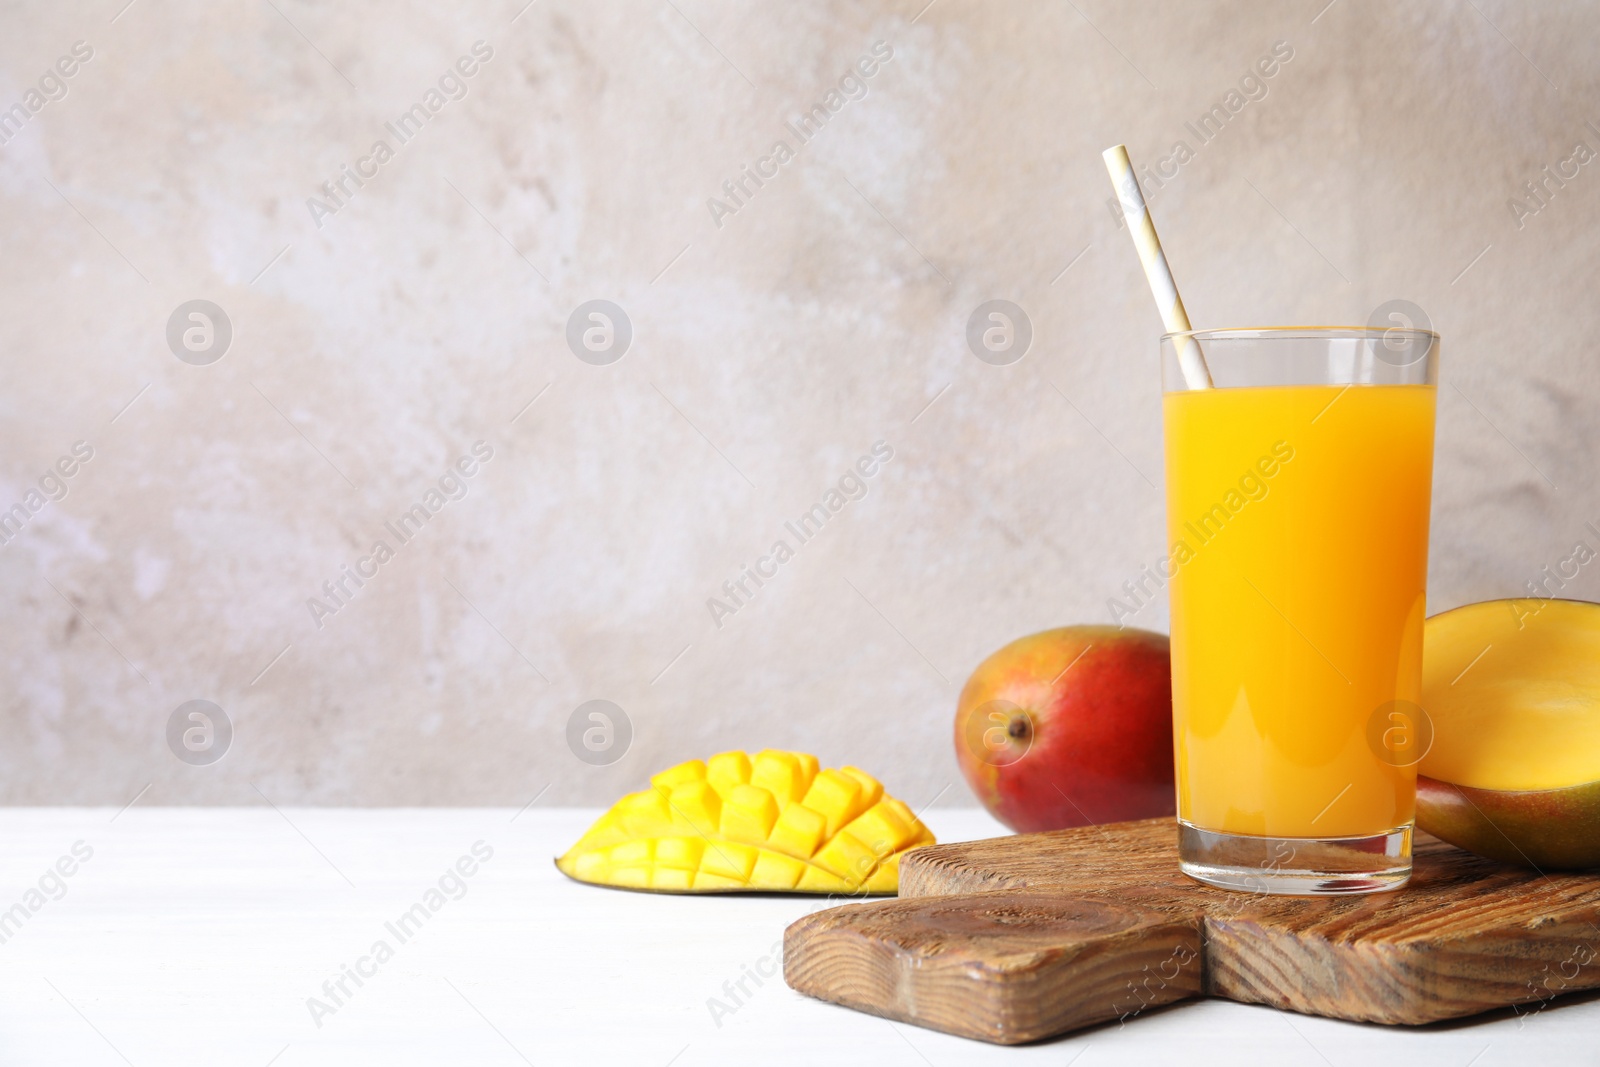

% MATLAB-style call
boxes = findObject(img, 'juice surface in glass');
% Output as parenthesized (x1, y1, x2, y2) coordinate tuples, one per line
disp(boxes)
(1162, 383, 1436, 839)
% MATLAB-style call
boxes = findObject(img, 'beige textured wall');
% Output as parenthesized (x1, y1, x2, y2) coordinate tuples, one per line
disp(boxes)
(2, 1, 1596, 806)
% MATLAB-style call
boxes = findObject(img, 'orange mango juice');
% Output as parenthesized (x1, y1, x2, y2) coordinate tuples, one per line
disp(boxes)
(1162, 384, 1436, 838)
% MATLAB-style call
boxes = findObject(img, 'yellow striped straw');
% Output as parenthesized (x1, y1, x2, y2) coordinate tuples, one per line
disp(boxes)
(1102, 144, 1213, 389)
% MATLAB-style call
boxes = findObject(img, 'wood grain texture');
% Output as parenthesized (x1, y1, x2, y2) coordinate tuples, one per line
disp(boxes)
(784, 891, 1202, 1044)
(785, 817, 1600, 1041)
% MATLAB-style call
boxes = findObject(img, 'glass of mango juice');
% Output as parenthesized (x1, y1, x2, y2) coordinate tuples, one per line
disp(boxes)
(1161, 327, 1438, 894)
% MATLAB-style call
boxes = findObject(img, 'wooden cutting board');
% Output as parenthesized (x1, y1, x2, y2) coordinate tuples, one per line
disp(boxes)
(783, 817, 1600, 1044)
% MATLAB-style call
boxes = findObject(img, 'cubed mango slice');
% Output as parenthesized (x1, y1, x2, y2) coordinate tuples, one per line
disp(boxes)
(750, 750, 812, 807)
(768, 802, 827, 860)
(554, 750, 934, 894)
(650, 760, 706, 792)
(801, 769, 865, 837)
(706, 750, 752, 795)
(720, 783, 779, 840)
(667, 780, 721, 834)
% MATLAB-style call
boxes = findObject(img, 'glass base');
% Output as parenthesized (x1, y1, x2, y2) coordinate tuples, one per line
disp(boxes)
(1178, 820, 1412, 895)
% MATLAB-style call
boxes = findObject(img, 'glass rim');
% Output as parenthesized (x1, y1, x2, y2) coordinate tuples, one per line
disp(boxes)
(1162, 325, 1440, 343)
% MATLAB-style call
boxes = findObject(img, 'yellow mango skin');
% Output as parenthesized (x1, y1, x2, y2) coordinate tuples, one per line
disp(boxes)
(555, 750, 935, 894)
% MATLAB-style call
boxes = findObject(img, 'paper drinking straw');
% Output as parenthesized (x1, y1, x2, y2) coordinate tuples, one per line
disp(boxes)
(1102, 144, 1213, 389)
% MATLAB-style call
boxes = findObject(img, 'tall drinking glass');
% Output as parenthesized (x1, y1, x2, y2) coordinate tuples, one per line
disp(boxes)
(1160, 327, 1438, 894)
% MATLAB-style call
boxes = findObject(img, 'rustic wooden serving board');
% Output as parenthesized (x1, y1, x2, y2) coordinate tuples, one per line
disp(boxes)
(783, 817, 1600, 1044)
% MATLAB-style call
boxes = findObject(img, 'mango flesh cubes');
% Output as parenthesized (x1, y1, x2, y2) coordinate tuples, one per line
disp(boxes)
(555, 750, 936, 893)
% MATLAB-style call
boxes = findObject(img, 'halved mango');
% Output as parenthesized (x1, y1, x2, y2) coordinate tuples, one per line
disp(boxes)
(1418, 598, 1600, 869)
(555, 749, 935, 893)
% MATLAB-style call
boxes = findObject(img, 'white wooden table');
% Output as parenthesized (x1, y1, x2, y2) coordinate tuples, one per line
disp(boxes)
(0, 808, 1591, 1066)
